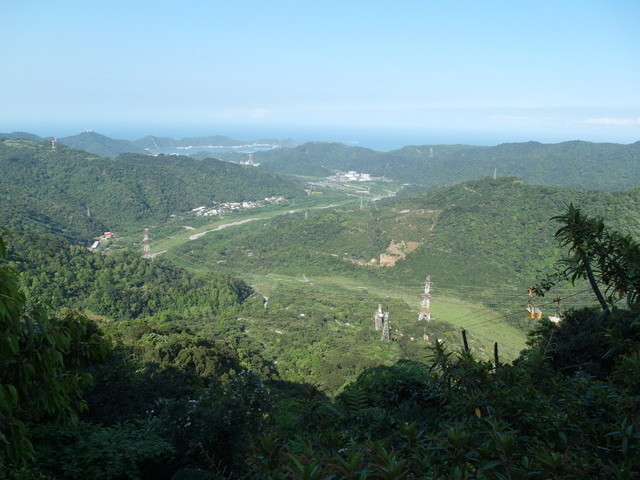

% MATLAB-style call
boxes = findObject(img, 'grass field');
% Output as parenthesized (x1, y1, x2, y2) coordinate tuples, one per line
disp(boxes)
(240, 272, 528, 362)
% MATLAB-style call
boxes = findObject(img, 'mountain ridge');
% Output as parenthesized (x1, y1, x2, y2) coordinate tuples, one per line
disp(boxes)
(239, 139, 640, 191)
(0, 139, 305, 242)
(3, 130, 639, 191)
(0, 130, 302, 157)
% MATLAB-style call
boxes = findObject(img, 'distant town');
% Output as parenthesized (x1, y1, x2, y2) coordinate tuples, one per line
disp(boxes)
(187, 196, 286, 217)
(328, 171, 372, 182)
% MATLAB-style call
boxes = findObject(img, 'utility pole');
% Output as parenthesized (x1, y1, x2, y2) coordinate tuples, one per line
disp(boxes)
(418, 275, 432, 321)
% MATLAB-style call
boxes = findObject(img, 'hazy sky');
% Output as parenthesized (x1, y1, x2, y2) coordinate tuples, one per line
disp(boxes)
(2, 0, 639, 149)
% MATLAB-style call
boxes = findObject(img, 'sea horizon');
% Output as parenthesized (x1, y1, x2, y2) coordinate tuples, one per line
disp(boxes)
(3, 123, 638, 153)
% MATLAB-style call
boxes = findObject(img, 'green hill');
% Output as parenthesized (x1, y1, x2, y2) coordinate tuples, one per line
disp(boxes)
(58, 131, 301, 157)
(171, 176, 640, 292)
(242, 140, 640, 191)
(26, 131, 640, 192)
(0, 131, 43, 141)
(382, 177, 640, 287)
(5, 138, 640, 390)
(58, 131, 138, 158)
(0, 139, 305, 242)
(229, 141, 380, 177)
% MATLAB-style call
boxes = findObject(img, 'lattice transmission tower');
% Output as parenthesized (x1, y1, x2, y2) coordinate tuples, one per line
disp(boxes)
(142, 228, 152, 259)
(418, 275, 432, 321)
(380, 311, 390, 341)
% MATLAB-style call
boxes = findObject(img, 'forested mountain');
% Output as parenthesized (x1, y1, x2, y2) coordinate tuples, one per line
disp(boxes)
(0, 139, 305, 242)
(56, 131, 300, 157)
(0, 131, 300, 157)
(57, 131, 138, 158)
(234, 141, 379, 177)
(0, 131, 43, 141)
(223, 139, 640, 191)
(382, 176, 640, 286)
(7, 131, 640, 191)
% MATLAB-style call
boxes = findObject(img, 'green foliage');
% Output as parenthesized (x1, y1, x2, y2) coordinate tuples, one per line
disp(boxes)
(383, 177, 640, 289)
(150, 370, 273, 474)
(6, 129, 640, 479)
(33, 422, 173, 480)
(8, 231, 252, 320)
(246, 341, 640, 479)
(252, 140, 640, 191)
(538, 203, 640, 310)
(22, 320, 275, 479)
(338, 360, 432, 412)
(0, 139, 305, 242)
(238, 202, 640, 478)
(0, 229, 108, 468)
(523, 308, 640, 378)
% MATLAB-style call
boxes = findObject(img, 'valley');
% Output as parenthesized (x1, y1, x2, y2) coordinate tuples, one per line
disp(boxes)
(2, 135, 640, 478)
(145, 197, 530, 363)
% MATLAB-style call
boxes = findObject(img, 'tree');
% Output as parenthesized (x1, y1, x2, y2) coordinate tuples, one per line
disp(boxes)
(538, 203, 640, 311)
(0, 229, 108, 469)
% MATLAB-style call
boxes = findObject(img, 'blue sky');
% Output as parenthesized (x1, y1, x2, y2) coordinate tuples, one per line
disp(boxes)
(2, 0, 639, 149)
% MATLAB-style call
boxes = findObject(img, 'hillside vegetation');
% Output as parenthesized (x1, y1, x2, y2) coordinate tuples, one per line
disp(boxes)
(0, 139, 305, 242)
(168, 176, 640, 293)
(58, 131, 300, 157)
(3, 135, 640, 479)
(8, 131, 639, 191)
(222, 139, 640, 191)
(3, 210, 640, 479)
(0, 130, 301, 157)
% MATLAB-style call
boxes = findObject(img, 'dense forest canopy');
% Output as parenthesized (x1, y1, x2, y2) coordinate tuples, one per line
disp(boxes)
(6, 131, 639, 191)
(228, 139, 640, 191)
(0, 139, 305, 242)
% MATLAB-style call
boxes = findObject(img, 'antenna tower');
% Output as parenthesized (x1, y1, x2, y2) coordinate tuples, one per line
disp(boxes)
(418, 275, 432, 321)
(51, 137, 57, 151)
(380, 311, 390, 341)
(142, 228, 152, 259)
